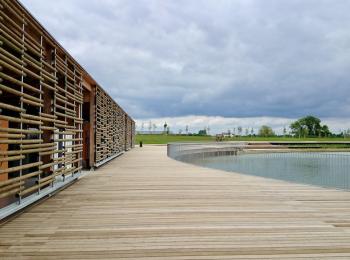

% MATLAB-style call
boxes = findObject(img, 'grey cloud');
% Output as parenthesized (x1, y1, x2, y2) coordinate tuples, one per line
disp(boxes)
(21, 0, 350, 120)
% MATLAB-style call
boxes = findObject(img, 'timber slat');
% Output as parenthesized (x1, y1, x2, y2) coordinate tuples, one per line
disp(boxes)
(0, 161, 42, 174)
(0, 0, 133, 230)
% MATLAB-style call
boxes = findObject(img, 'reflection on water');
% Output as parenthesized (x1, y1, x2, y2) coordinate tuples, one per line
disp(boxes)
(190, 152, 350, 190)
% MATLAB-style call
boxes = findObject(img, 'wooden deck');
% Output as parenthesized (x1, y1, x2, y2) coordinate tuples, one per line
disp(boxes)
(1, 146, 350, 259)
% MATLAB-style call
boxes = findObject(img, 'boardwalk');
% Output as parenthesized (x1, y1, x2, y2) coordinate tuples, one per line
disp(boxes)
(1, 146, 350, 259)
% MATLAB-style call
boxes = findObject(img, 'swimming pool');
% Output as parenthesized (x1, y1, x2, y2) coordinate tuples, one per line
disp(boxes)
(188, 151, 350, 190)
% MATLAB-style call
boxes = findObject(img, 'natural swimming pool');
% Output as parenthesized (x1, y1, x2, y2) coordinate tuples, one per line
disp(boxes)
(189, 152, 350, 190)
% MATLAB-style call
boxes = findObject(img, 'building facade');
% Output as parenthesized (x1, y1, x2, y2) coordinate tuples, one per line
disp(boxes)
(0, 0, 135, 218)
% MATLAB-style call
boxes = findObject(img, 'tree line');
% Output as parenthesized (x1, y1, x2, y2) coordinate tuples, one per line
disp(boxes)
(138, 116, 347, 138)
(260, 116, 332, 138)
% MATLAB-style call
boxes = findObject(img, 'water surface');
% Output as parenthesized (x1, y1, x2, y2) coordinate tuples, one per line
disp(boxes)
(189, 152, 350, 190)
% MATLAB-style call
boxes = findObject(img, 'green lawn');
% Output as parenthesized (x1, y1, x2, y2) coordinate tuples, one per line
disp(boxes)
(136, 134, 350, 145)
(136, 134, 215, 144)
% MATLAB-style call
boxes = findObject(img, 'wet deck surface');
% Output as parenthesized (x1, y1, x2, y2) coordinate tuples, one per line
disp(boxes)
(1, 146, 350, 259)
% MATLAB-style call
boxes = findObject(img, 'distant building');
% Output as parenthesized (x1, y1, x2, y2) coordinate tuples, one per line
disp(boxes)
(222, 132, 233, 138)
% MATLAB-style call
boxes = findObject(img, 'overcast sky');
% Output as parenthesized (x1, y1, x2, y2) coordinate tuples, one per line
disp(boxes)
(21, 0, 350, 133)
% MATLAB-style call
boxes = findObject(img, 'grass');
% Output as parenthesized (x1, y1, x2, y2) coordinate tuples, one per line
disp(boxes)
(136, 134, 215, 144)
(136, 134, 350, 145)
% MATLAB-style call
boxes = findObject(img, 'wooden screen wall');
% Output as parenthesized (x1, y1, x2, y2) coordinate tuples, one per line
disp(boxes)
(0, 0, 83, 203)
(131, 119, 135, 148)
(95, 86, 133, 164)
(125, 116, 134, 150)
(0, 0, 135, 209)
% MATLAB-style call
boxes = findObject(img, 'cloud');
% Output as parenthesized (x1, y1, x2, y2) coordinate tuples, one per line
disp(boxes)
(21, 0, 350, 122)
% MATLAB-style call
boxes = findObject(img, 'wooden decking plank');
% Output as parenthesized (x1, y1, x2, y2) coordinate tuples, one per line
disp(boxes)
(1, 146, 350, 259)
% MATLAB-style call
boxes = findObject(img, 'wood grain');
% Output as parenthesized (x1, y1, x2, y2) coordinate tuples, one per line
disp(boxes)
(1, 146, 350, 259)
(95, 86, 135, 164)
(0, 0, 134, 202)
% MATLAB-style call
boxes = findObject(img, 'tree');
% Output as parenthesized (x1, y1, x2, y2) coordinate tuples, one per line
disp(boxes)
(258, 125, 275, 137)
(185, 125, 189, 135)
(347, 129, 350, 138)
(283, 126, 287, 137)
(245, 128, 249, 136)
(320, 125, 331, 137)
(290, 116, 331, 137)
(163, 122, 168, 134)
(301, 127, 309, 138)
(345, 129, 350, 138)
(237, 126, 242, 136)
(198, 129, 207, 136)
(290, 120, 303, 138)
(301, 116, 321, 136)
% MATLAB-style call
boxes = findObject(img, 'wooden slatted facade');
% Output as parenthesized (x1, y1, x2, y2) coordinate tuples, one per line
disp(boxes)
(0, 0, 135, 217)
(95, 86, 134, 165)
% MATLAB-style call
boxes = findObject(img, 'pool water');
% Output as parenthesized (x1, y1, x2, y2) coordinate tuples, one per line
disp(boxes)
(190, 152, 350, 190)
